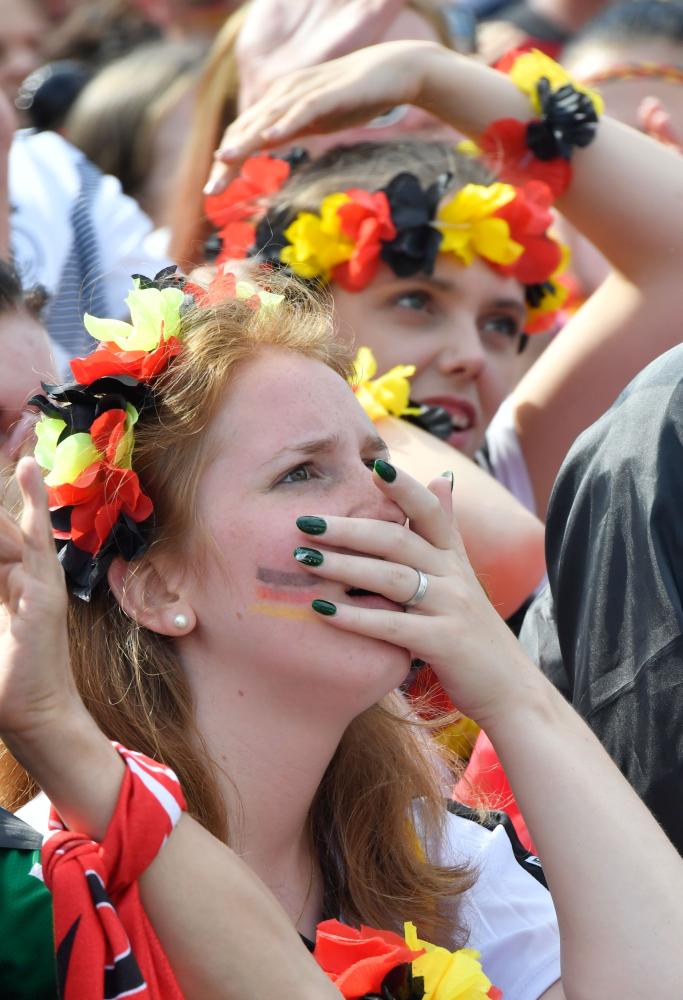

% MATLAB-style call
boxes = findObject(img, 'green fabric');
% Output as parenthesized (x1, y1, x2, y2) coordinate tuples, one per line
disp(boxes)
(0, 847, 57, 998)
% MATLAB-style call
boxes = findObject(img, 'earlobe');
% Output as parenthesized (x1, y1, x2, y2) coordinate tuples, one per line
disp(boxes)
(107, 556, 196, 636)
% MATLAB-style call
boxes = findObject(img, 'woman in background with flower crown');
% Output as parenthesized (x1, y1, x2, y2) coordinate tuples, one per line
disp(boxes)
(0, 267, 682, 999)
(207, 39, 683, 523)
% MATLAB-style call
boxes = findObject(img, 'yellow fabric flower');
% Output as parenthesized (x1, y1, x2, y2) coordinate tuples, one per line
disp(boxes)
(436, 184, 524, 267)
(404, 924, 495, 1000)
(113, 403, 141, 470)
(509, 49, 604, 115)
(83, 285, 185, 352)
(34, 416, 67, 472)
(351, 346, 419, 421)
(526, 243, 571, 328)
(281, 192, 354, 280)
(234, 278, 284, 310)
(44, 432, 102, 487)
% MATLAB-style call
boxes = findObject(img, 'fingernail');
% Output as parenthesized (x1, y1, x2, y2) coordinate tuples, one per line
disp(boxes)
(294, 546, 323, 567)
(312, 599, 337, 616)
(203, 166, 226, 195)
(374, 459, 397, 483)
(296, 516, 327, 535)
(441, 470, 454, 493)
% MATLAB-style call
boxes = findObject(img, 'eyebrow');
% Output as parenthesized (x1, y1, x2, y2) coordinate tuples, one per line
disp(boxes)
(261, 432, 388, 468)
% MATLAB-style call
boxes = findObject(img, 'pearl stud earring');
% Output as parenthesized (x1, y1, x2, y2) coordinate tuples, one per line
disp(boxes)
(173, 613, 188, 630)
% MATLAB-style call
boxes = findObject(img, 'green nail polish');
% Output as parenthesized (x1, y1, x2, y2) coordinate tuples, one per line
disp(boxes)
(374, 459, 397, 483)
(441, 470, 454, 493)
(312, 599, 337, 616)
(296, 516, 327, 535)
(294, 546, 323, 567)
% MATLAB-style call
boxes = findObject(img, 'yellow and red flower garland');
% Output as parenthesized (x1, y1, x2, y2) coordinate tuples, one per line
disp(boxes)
(313, 919, 502, 1000)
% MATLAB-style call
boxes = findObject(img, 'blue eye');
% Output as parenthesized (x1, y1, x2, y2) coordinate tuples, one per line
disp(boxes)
(480, 315, 521, 341)
(280, 464, 313, 484)
(394, 290, 433, 312)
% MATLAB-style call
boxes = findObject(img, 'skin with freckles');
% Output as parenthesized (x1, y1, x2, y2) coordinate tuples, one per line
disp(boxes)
(333, 256, 527, 457)
(172, 348, 410, 759)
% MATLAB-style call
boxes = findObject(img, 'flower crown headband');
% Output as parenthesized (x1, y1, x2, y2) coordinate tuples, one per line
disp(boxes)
(205, 50, 605, 335)
(207, 154, 568, 334)
(31, 267, 282, 600)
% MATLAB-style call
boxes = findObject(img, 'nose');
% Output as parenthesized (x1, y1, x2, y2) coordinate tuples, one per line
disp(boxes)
(436, 325, 486, 382)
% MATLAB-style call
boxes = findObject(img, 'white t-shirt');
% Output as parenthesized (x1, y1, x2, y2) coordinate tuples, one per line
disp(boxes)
(19, 794, 560, 999)
(436, 808, 560, 1000)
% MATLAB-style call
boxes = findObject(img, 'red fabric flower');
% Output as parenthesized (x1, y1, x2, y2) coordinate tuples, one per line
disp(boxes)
(491, 181, 562, 285)
(478, 118, 572, 197)
(204, 155, 291, 228)
(70, 338, 183, 385)
(313, 919, 423, 999)
(332, 189, 397, 291)
(215, 220, 256, 263)
(49, 463, 152, 556)
(47, 409, 153, 556)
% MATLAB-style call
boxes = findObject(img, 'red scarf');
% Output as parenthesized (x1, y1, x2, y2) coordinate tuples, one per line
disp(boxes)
(41, 744, 186, 1000)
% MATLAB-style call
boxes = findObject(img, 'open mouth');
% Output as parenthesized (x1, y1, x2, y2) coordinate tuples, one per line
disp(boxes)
(420, 396, 477, 434)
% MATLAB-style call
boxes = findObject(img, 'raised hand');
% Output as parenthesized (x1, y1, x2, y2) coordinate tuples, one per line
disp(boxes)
(0, 457, 77, 744)
(206, 40, 441, 193)
(293, 460, 534, 728)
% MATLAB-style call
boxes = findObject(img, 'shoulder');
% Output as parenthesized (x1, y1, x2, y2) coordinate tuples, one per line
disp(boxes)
(439, 803, 561, 1000)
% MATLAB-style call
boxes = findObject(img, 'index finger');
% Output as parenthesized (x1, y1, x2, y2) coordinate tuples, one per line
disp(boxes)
(371, 460, 454, 550)
(16, 457, 59, 582)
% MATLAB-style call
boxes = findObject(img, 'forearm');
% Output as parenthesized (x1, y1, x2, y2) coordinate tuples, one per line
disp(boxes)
(417, 46, 683, 279)
(484, 673, 683, 998)
(378, 417, 545, 616)
(7, 712, 338, 999)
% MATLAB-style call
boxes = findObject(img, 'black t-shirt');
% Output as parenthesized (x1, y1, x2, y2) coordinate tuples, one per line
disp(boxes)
(520, 344, 683, 853)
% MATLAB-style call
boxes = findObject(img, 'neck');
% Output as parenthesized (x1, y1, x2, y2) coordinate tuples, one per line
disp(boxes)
(183, 643, 347, 931)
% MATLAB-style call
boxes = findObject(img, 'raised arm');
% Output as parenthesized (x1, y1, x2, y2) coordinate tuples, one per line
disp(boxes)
(211, 40, 683, 513)
(294, 461, 683, 999)
(0, 460, 339, 1000)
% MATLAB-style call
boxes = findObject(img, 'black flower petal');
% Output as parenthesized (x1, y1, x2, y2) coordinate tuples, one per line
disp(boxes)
(526, 78, 599, 160)
(379, 172, 449, 278)
(250, 206, 292, 267)
(403, 401, 454, 440)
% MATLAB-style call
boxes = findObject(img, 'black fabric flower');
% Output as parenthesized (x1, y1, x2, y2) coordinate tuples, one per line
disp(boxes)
(249, 206, 292, 267)
(526, 78, 599, 160)
(360, 963, 426, 1000)
(525, 280, 555, 309)
(55, 511, 154, 602)
(379, 172, 448, 278)
(403, 401, 454, 440)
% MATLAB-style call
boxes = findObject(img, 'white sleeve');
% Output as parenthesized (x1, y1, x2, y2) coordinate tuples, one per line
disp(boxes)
(9, 130, 171, 317)
(9, 130, 78, 295)
(92, 173, 172, 318)
(439, 811, 561, 1000)
(483, 395, 536, 516)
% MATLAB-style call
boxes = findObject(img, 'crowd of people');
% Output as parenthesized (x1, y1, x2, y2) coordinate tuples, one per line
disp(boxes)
(1, 1, 683, 998)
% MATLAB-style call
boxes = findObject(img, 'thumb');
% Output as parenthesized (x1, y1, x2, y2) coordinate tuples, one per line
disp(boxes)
(427, 470, 454, 519)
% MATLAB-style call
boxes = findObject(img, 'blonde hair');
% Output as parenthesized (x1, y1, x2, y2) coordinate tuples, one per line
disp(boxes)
(169, 0, 460, 268)
(0, 278, 473, 945)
